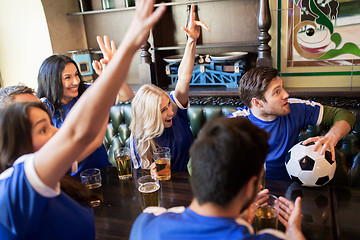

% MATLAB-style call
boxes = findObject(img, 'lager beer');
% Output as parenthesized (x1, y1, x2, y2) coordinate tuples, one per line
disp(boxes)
(154, 147, 171, 181)
(116, 155, 132, 179)
(138, 182, 160, 209)
(155, 158, 171, 181)
(254, 205, 278, 232)
(80, 168, 103, 208)
(88, 182, 103, 207)
(114, 147, 132, 180)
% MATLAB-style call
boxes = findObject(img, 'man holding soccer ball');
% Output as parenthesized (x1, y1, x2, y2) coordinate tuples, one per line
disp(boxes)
(229, 66, 355, 181)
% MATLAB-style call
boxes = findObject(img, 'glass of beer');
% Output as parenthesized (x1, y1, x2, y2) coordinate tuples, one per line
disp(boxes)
(153, 147, 171, 181)
(137, 175, 160, 209)
(114, 146, 132, 180)
(254, 194, 279, 232)
(80, 168, 103, 207)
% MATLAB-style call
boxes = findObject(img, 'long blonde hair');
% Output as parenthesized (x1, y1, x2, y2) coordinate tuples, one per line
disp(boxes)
(130, 84, 171, 162)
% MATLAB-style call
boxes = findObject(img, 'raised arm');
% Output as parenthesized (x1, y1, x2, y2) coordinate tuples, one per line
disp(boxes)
(34, 0, 166, 189)
(174, 5, 210, 106)
(303, 106, 355, 161)
(92, 35, 135, 102)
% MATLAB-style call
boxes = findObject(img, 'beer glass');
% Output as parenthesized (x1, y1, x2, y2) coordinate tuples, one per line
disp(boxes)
(80, 168, 103, 207)
(137, 175, 160, 209)
(254, 194, 279, 232)
(153, 147, 171, 181)
(261, 163, 266, 190)
(114, 146, 132, 180)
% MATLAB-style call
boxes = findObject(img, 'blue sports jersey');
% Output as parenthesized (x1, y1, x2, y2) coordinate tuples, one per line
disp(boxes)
(130, 206, 287, 240)
(42, 85, 111, 176)
(130, 92, 194, 172)
(228, 98, 322, 181)
(0, 154, 95, 239)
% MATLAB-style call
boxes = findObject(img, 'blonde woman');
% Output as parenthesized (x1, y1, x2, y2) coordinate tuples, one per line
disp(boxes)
(130, 5, 210, 172)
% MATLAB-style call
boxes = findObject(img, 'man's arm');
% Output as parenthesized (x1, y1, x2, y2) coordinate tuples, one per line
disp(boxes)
(303, 106, 355, 160)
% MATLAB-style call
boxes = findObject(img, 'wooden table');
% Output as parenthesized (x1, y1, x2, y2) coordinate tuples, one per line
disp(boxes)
(94, 167, 192, 240)
(94, 167, 360, 240)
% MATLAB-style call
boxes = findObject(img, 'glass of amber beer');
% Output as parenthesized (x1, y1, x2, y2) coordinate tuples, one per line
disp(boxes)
(154, 147, 171, 181)
(254, 194, 279, 232)
(80, 168, 103, 207)
(137, 175, 160, 209)
(114, 146, 132, 180)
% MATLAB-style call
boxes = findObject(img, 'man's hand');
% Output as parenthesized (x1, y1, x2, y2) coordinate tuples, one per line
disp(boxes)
(302, 135, 335, 161)
(279, 197, 306, 240)
(303, 120, 351, 162)
(240, 188, 269, 224)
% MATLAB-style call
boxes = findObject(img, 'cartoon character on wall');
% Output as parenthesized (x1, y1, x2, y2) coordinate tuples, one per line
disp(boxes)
(293, 0, 360, 60)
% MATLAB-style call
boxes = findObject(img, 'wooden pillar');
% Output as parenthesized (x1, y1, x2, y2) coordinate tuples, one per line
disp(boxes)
(256, 0, 272, 67)
(138, 41, 156, 84)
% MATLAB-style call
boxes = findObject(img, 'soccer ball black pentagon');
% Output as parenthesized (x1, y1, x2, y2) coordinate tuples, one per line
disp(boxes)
(285, 141, 336, 187)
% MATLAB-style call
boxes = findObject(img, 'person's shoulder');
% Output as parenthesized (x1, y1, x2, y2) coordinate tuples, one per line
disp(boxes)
(288, 98, 321, 107)
(131, 206, 185, 239)
(135, 206, 186, 223)
(228, 106, 250, 118)
(255, 229, 288, 240)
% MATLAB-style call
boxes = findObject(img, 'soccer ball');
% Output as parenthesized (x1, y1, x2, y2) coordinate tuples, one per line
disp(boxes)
(285, 141, 336, 187)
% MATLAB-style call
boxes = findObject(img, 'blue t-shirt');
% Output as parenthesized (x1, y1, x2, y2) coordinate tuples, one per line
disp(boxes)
(130, 206, 287, 240)
(42, 86, 111, 176)
(0, 154, 95, 239)
(130, 92, 194, 172)
(228, 98, 322, 181)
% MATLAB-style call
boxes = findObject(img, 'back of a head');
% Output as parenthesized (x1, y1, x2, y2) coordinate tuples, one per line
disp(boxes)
(190, 117, 269, 207)
(0, 85, 35, 105)
(238, 66, 278, 108)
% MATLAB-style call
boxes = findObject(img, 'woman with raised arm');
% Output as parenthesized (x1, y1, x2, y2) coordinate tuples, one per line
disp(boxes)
(36, 39, 134, 176)
(130, 5, 210, 172)
(0, 1, 165, 239)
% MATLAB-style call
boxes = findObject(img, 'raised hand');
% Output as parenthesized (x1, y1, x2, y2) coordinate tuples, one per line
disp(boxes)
(121, 0, 166, 53)
(182, 5, 210, 41)
(92, 35, 117, 75)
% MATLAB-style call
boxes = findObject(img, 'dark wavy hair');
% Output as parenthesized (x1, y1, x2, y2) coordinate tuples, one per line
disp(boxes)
(37, 54, 87, 115)
(0, 102, 91, 206)
(190, 117, 269, 207)
(238, 67, 279, 108)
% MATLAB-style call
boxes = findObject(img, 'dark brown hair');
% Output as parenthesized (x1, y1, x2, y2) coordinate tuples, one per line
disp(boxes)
(0, 102, 90, 206)
(190, 117, 269, 207)
(0, 102, 48, 171)
(238, 67, 279, 108)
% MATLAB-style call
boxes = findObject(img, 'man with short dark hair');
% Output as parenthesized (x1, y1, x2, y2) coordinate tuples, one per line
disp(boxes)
(130, 117, 305, 240)
(229, 66, 355, 181)
(0, 84, 40, 104)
